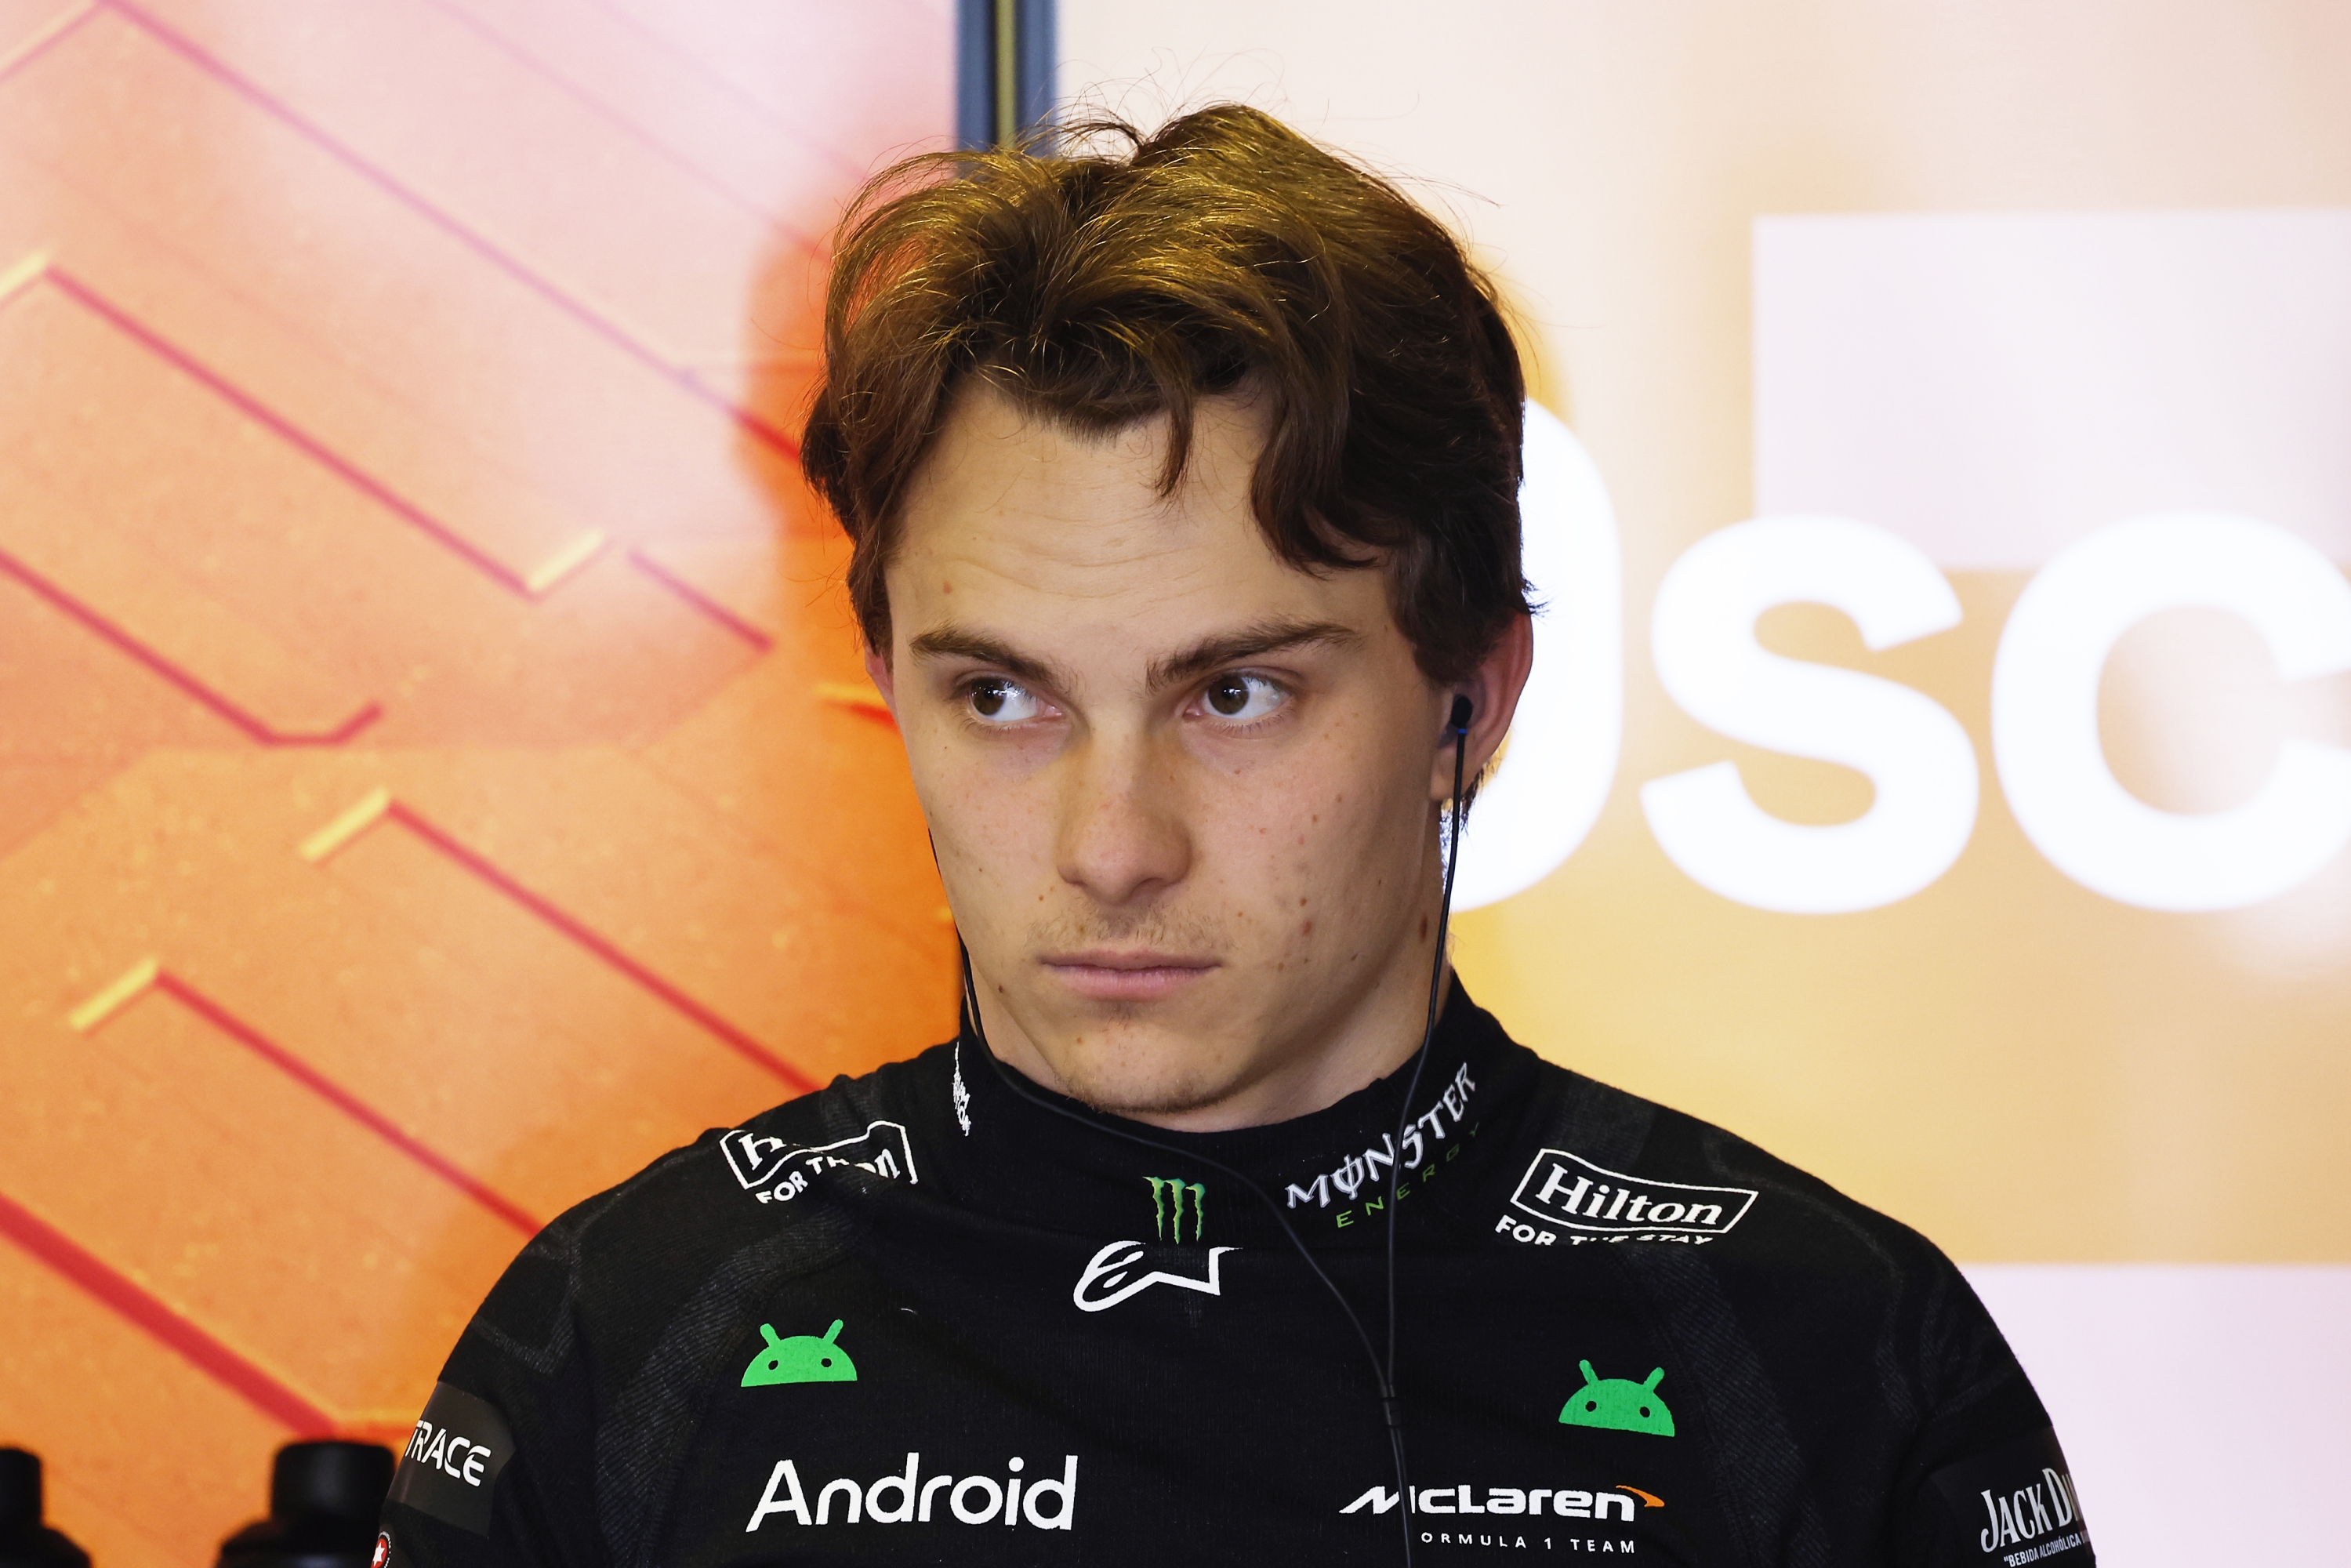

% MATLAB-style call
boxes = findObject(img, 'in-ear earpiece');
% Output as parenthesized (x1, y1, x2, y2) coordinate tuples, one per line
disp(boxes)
(1447, 694, 1473, 734)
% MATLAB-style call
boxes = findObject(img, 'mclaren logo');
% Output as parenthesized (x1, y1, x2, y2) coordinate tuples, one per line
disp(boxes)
(1341, 1483, 1657, 1521)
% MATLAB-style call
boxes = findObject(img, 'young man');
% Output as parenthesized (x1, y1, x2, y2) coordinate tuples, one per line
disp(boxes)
(379, 108, 2090, 1567)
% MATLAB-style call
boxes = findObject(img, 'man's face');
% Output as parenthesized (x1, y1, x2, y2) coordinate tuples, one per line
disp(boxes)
(869, 385, 1497, 1130)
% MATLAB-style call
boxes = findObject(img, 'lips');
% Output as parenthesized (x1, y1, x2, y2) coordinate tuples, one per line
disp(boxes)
(1039, 950, 1217, 1003)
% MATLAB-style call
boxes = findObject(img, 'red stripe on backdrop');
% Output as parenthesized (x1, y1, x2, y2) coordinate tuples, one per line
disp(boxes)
(102, 0, 804, 461)
(0, 541, 383, 746)
(0, 1186, 338, 1435)
(387, 803, 822, 1095)
(154, 972, 543, 1236)
(40, 268, 561, 601)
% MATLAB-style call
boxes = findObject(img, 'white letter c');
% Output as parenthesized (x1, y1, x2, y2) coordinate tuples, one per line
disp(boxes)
(1992, 513, 2351, 911)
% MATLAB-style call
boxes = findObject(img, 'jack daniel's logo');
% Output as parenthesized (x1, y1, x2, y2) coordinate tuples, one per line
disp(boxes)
(1508, 1150, 1756, 1238)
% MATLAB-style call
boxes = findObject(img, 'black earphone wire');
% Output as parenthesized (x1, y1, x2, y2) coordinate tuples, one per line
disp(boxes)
(949, 695, 1472, 1568)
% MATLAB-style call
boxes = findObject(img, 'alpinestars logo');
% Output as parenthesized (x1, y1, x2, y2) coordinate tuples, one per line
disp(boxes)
(1072, 1240, 1236, 1312)
(1284, 1061, 1477, 1210)
(723, 1120, 918, 1205)
(1503, 1149, 1756, 1243)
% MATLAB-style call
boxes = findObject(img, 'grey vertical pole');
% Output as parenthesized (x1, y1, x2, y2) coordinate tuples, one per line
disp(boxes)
(956, 0, 1055, 151)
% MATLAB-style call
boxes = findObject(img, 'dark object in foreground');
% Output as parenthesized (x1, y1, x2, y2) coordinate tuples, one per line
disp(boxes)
(0, 1450, 90, 1568)
(218, 1442, 395, 1568)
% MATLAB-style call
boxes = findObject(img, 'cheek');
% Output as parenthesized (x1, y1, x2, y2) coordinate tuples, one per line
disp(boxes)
(901, 724, 1039, 877)
(1235, 734, 1428, 929)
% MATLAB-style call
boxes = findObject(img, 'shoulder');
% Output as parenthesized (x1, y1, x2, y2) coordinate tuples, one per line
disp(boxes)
(394, 1047, 960, 1568)
(460, 1043, 956, 1380)
(1506, 1056, 2025, 1414)
(1509, 1054, 1946, 1275)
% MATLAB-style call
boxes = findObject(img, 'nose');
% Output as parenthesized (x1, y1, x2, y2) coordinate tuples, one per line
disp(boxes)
(1054, 727, 1193, 907)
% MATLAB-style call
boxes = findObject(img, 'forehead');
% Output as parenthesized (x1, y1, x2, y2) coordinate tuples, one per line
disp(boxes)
(887, 385, 1396, 662)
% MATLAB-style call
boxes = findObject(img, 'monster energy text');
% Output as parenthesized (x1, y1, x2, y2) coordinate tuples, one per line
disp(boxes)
(1144, 1177, 1206, 1243)
(1283, 1062, 1477, 1210)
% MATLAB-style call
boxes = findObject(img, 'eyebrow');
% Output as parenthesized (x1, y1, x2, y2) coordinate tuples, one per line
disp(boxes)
(905, 616, 1359, 695)
(905, 626, 1072, 693)
(1144, 617, 1360, 690)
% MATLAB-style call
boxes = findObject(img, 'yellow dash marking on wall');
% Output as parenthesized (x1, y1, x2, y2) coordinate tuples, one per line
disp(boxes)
(300, 786, 393, 863)
(524, 530, 608, 595)
(0, 2, 95, 85)
(0, 249, 53, 307)
(68, 956, 159, 1034)
(815, 681, 891, 715)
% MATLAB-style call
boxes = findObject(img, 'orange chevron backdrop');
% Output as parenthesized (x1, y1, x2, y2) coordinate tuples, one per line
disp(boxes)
(0, 3, 956, 1563)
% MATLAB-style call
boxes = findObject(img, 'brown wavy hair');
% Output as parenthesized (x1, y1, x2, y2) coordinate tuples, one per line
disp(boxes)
(800, 104, 1530, 684)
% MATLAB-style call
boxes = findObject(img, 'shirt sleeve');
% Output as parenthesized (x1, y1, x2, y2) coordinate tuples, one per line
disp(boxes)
(1885, 1276, 2097, 1568)
(378, 1221, 608, 1568)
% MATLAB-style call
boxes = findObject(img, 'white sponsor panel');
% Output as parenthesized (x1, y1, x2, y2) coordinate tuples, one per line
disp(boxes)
(1754, 209, 2351, 568)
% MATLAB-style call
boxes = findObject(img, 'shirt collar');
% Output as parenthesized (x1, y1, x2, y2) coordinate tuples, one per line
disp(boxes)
(922, 981, 1533, 1250)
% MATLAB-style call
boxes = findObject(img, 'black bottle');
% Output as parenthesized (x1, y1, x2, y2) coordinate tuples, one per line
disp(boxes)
(0, 1450, 91, 1568)
(216, 1443, 394, 1568)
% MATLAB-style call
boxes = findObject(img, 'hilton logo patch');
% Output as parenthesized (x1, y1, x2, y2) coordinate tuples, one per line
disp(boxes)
(723, 1120, 918, 1205)
(1507, 1150, 1756, 1241)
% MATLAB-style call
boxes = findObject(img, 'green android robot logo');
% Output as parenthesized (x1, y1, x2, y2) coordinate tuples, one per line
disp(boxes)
(741, 1320, 858, 1387)
(1558, 1359, 1673, 1436)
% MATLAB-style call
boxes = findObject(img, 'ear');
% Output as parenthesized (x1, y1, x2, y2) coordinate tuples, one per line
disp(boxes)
(1429, 612, 1536, 804)
(1578, 1359, 1598, 1385)
(823, 1319, 844, 1344)
(862, 644, 899, 717)
(1643, 1367, 1665, 1391)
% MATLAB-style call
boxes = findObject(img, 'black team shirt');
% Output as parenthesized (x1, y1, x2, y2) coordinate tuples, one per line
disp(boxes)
(379, 987, 2092, 1567)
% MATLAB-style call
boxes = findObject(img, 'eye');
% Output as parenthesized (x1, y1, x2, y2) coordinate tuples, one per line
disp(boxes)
(1199, 673, 1284, 723)
(966, 677, 1043, 724)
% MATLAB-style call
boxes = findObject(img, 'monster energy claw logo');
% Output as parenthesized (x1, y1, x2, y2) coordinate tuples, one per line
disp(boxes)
(1145, 1177, 1206, 1243)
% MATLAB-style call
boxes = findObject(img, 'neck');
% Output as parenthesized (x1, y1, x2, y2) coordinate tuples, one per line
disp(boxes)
(970, 953, 1456, 1134)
